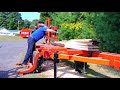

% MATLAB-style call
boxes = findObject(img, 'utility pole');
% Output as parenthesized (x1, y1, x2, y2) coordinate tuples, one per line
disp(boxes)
(17, 17, 21, 30)
(18, 19, 19, 30)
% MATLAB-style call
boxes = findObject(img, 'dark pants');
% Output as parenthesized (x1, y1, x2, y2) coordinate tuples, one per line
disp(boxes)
(22, 36, 36, 65)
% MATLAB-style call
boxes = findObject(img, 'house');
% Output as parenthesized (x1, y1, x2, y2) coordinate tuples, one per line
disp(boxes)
(0, 28, 15, 36)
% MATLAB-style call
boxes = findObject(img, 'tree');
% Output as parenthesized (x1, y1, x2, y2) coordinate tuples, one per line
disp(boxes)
(29, 19, 39, 29)
(23, 19, 31, 28)
(40, 12, 120, 53)
(92, 12, 120, 53)
(0, 12, 23, 30)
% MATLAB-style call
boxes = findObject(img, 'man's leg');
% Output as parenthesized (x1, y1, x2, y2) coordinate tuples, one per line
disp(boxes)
(22, 37, 36, 65)
(29, 43, 35, 64)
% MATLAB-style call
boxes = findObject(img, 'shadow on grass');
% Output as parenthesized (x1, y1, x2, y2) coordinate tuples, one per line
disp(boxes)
(61, 60, 110, 78)
(85, 68, 110, 78)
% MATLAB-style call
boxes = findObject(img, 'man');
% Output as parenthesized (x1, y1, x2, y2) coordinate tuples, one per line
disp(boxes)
(22, 22, 58, 66)
(31, 21, 44, 34)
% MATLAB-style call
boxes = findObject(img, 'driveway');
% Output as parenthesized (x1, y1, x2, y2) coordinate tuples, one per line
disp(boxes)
(0, 40, 27, 78)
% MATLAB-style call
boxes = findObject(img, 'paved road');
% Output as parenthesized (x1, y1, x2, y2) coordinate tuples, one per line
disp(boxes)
(0, 38, 45, 78)
(0, 40, 27, 78)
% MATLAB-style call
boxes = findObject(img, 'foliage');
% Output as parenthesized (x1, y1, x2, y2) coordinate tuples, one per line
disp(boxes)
(92, 12, 120, 53)
(39, 12, 120, 53)
(0, 12, 33, 30)
(0, 12, 22, 30)
(23, 19, 31, 28)
(59, 21, 96, 40)
(29, 19, 39, 29)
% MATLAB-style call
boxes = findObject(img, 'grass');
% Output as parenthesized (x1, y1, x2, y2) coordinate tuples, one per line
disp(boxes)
(0, 36, 27, 41)
(95, 65, 120, 78)
(18, 72, 47, 78)
(61, 60, 120, 78)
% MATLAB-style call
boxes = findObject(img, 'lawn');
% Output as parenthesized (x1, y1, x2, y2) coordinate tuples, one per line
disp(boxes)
(62, 60, 120, 78)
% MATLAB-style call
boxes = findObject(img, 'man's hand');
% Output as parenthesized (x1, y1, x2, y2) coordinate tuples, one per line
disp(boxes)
(44, 35, 58, 41)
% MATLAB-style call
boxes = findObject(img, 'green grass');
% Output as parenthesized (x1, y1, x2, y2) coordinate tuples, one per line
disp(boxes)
(95, 65, 120, 78)
(0, 36, 27, 41)
(19, 73, 47, 78)
(61, 60, 120, 78)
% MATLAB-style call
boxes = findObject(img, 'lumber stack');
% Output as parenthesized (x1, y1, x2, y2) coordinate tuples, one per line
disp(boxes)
(53, 39, 99, 51)
(51, 40, 67, 47)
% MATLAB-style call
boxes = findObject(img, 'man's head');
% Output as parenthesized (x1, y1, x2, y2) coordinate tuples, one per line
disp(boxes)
(37, 21, 45, 27)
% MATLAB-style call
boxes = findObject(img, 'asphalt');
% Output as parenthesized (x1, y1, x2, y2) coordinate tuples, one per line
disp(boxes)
(0, 40, 27, 78)
(0, 38, 45, 78)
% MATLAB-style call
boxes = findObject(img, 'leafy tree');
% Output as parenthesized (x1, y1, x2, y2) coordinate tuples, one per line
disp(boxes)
(92, 12, 120, 53)
(0, 12, 22, 30)
(29, 19, 39, 29)
(40, 12, 120, 53)
(23, 19, 31, 28)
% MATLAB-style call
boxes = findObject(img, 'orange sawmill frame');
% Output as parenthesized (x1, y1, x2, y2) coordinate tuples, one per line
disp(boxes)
(17, 44, 120, 76)
(16, 18, 120, 78)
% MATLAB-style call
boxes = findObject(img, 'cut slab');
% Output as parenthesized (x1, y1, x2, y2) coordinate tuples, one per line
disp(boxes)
(54, 39, 99, 51)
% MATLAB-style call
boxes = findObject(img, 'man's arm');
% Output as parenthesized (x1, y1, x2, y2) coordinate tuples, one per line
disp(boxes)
(44, 35, 58, 41)
(46, 29, 59, 34)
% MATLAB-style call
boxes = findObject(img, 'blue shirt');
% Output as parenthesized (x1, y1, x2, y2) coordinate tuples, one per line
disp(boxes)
(31, 27, 47, 42)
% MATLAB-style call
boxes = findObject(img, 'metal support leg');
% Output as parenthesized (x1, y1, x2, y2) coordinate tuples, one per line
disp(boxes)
(83, 62, 86, 74)
(54, 60, 57, 78)
(54, 51, 59, 78)
(82, 51, 92, 74)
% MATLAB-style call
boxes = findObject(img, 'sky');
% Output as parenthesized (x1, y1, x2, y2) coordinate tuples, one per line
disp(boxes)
(19, 12, 40, 21)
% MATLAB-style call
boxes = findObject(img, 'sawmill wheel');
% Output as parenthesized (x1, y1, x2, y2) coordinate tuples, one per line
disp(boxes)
(32, 51, 44, 73)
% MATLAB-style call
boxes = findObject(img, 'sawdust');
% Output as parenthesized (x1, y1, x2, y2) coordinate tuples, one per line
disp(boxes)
(40, 61, 86, 78)
(17, 61, 87, 78)
(16, 60, 120, 78)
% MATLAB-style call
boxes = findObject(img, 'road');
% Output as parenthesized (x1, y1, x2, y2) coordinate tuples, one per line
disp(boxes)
(0, 38, 46, 78)
(0, 40, 27, 78)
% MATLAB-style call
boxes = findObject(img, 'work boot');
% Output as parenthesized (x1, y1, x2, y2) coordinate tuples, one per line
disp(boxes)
(21, 64, 29, 68)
